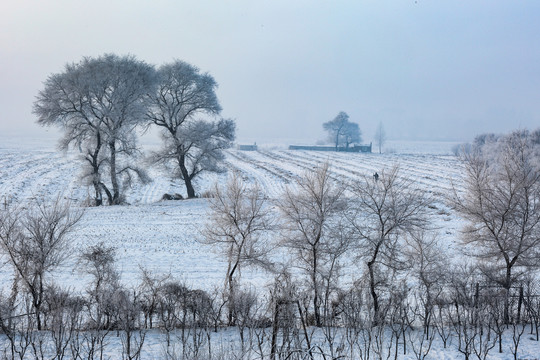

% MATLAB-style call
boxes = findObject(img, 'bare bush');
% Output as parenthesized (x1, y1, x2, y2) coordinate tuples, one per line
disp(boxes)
(0, 198, 82, 331)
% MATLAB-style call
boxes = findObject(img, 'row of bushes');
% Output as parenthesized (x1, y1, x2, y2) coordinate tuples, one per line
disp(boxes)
(1, 248, 539, 359)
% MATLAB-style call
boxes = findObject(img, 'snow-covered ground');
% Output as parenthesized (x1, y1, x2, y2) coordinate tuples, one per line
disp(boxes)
(1, 137, 539, 358)
(0, 139, 465, 292)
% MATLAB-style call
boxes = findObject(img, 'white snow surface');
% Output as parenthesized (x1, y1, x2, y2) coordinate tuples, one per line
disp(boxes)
(2, 138, 539, 358)
(0, 139, 465, 293)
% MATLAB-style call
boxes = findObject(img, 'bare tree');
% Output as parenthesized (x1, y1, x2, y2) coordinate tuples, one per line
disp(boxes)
(523, 279, 540, 341)
(34, 54, 155, 205)
(268, 270, 311, 360)
(0, 198, 82, 330)
(116, 288, 146, 360)
(155, 280, 215, 358)
(78, 242, 121, 359)
(323, 111, 361, 150)
(278, 163, 349, 327)
(79, 242, 120, 328)
(374, 121, 386, 154)
(43, 285, 85, 360)
(348, 166, 432, 324)
(1, 294, 37, 360)
(404, 230, 447, 339)
(138, 268, 170, 329)
(406, 296, 436, 360)
(452, 129, 540, 324)
(146, 60, 235, 198)
(202, 173, 274, 325)
(445, 265, 500, 360)
(445, 266, 478, 360)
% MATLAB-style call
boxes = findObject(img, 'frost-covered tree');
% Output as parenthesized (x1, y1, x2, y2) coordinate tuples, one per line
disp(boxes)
(404, 230, 447, 337)
(146, 60, 235, 198)
(452, 129, 540, 324)
(348, 166, 432, 324)
(0, 198, 82, 330)
(323, 111, 361, 150)
(34, 54, 155, 205)
(342, 122, 361, 149)
(78, 242, 120, 356)
(278, 163, 349, 327)
(202, 173, 274, 325)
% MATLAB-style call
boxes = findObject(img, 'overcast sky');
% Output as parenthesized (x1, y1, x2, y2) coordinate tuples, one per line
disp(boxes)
(1, 0, 539, 144)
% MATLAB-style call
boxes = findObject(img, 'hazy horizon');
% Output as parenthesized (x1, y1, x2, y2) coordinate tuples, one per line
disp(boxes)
(2, 1, 539, 144)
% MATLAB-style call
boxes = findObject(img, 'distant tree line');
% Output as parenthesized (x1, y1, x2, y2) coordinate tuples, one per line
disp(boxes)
(1, 129, 539, 358)
(33, 54, 235, 205)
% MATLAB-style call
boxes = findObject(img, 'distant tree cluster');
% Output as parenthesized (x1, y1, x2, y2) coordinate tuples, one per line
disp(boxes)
(323, 113, 388, 154)
(34, 54, 235, 205)
(323, 111, 362, 150)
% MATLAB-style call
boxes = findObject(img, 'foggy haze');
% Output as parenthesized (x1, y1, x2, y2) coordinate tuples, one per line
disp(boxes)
(1, 1, 539, 144)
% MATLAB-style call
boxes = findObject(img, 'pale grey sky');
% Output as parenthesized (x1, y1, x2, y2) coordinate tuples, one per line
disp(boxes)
(1, 0, 539, 144)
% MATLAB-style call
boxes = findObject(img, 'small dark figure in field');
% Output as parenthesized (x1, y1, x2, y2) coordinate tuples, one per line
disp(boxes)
(373, 172, 379, 181)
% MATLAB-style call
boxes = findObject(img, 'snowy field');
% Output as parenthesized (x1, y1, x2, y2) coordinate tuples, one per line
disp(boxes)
(1, 138, 539, 358)
(0, 139, 465, 292)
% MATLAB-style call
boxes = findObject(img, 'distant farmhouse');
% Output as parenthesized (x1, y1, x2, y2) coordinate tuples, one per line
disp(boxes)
(289, 143, 372, 153)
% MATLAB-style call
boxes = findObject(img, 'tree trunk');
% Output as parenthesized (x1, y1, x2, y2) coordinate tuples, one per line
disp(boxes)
(297, 300, 314, 360)
(367, 238, 384, 326)
(270, 301, 280, 360)
(226, 257, 240, 326)
(108, 141, 120, 204)
(93, 182, 102, 206)
(368, 259, 380, 326)
(504, 265, 512, 325)
(100, 183, 114, 206)
(517, 286, 523, 324)
(228, 273, 235, 326)
(90, 131, 103, 206)
(178, 153, 196, 198)
(425, 290, 432, 339)
(312, 247, 322, 327)
(35, 278, 44, 331)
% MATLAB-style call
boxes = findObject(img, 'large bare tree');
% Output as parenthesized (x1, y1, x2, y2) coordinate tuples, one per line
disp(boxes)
(348, 166, 432, 324)
(146, 60, 235, 198)
(452, 129, 540, 324)
(34, 54, 155, 205)
(278, 163, 349, 327)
